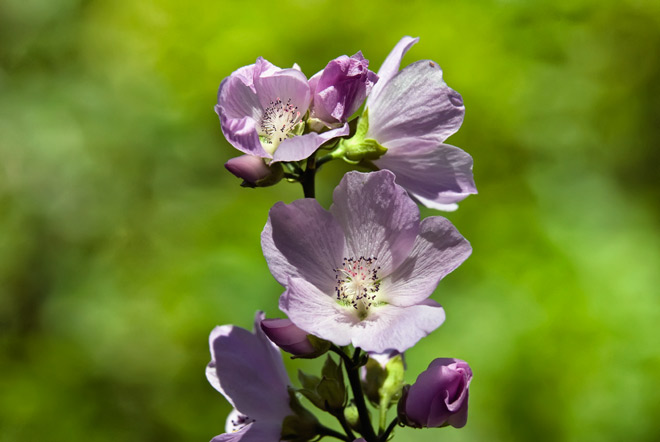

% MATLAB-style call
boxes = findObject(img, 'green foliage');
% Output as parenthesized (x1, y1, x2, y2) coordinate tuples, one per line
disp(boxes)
(1, 0, 660, 441)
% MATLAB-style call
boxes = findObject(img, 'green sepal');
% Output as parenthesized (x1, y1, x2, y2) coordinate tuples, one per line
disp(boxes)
(330, 108, 388, 164)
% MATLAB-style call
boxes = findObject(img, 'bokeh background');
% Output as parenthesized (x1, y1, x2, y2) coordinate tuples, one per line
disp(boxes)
(2, 0, 659, 441)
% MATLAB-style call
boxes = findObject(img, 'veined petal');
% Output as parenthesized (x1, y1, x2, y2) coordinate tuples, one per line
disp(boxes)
(262, 199, 346, 292)
(350, 300, 446, 353)
(330, 171, 419, 275)
(367, 36, 419, 107)
(279, 277, 356, 347)
(381, 217, 471, 307)
(218, 112, 269, 158)
(272, 123, 349, 162)
(367, 60, 465, 146)
(374, 142, 476, 208)
(254, 68, 311, 117)
(218, 74, 263, 121)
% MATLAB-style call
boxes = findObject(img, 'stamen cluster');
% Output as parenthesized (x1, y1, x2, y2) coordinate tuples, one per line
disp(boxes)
(334, 256, 381, 312)
(260, 98, 300, 149)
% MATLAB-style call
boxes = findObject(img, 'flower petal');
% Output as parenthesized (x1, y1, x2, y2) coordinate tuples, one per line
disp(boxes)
(367, 36, 419, 106)
(207, 313, 290, 420)
(262, 199, 346, 292)
(351, 300, 446, 353)
(272, 123, 349, 162)
(217, 74, 263, 121)
(212, 421, 282, 442)
(279, 277, 356, 347)
(217, 112, 269, 158)
(329, 170, 419, 274)
(374, 142, 476, 208)
(381, 216, 471, 307)
(367, 60, 465, 146)
(254, 67, 310, 117)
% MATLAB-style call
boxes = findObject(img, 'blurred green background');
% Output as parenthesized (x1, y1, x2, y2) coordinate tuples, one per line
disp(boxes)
(1, 0, 659, 441)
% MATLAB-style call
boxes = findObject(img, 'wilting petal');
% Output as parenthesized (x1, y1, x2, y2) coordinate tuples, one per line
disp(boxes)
(367, 36, 419, 106)
(374, 142, 476, 207)
(382, 216, 471, 307)
(367, 60, 465, 146)
(262, 199, 346, 292)
(330, 170, 419, 274)
(272, 123, 349, 162)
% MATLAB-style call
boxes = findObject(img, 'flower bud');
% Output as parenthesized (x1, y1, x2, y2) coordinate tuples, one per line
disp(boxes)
(361, 350, 405, 407)
(398, 358, 472, 429)
(224, 154, 283, 187)
(261, 318, 329, 357)
(309, 52, 378, 127)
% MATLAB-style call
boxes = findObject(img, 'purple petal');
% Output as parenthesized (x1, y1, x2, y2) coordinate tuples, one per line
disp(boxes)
(262, 199, 346, 292)
(254, 67, 310, 117)
(367, 60, 465, 146)
(374, 142, 476, 209)
(260, 318, 316, 356)
(380, 216, 471, 307)
(279, 277, 356, 347)
(329, 170, 419, 275)
(311, 52, 377, 125)
(225, 155, 271, 184)
(207, 313, 290, 420)
(218, 112, 269, 158)
(217, 74, 263, 121)
(367, 36, 419, 106)
(349, 300, 446, 353)
(272, 123, 349, 162)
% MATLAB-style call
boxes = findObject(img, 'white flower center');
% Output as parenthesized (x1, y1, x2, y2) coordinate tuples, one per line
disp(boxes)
(228, 413, 255, 433)
(334, 256, 381, 319)
(260, 97, 301, 154)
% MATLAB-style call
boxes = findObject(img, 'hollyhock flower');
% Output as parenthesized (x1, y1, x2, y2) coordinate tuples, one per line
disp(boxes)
(398, 358, 472, 429)
(206, 312, 291, 441)
(308, 52, 378, 128)
(359, 36, 476, 211)
(261, 170, 471, 353)
(216, 57, 349, 163)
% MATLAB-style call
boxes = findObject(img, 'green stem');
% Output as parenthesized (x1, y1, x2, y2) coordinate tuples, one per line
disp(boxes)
(301, 152, 317, 198)
(379, 417, 399, 441)
(329, 410, 356, 442)
(346, 348, 378, 442)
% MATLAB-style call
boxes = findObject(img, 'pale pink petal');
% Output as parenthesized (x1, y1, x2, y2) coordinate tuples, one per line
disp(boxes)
(367, 36, 419, 106)
(272, 123, 349, 162)
(329, 171, 419, 274)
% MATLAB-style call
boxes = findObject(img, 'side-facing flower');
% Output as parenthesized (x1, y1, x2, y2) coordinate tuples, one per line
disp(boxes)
(398, 358, 472, 429)
(261, 170, 471, 353)
(216, 57, 349, 163)
(342, 36, 477, 211)
(206, 311, 291, 441)
(308, 52, 378, 128)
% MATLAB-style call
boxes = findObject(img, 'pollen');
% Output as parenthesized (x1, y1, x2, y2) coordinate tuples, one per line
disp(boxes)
(260, 97, 301, 154)
(334, 256, 381, 316)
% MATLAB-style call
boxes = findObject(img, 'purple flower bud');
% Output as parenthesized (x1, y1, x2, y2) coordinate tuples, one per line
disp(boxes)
(398, 358, 472, 429)
(260, 318, 317, 356)
(309, 52, 378, 127)
(225, 154, 282, 187)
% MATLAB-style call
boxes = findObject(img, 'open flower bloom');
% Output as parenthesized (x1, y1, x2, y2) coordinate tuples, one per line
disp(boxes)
(308, 52, 378, 128)
(261, 170, 471, 353)
(206, 312, 291, 442)
(216, 57, 349, 163)
(398, 358, 472, 429)
(364, 36, 477, 211)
